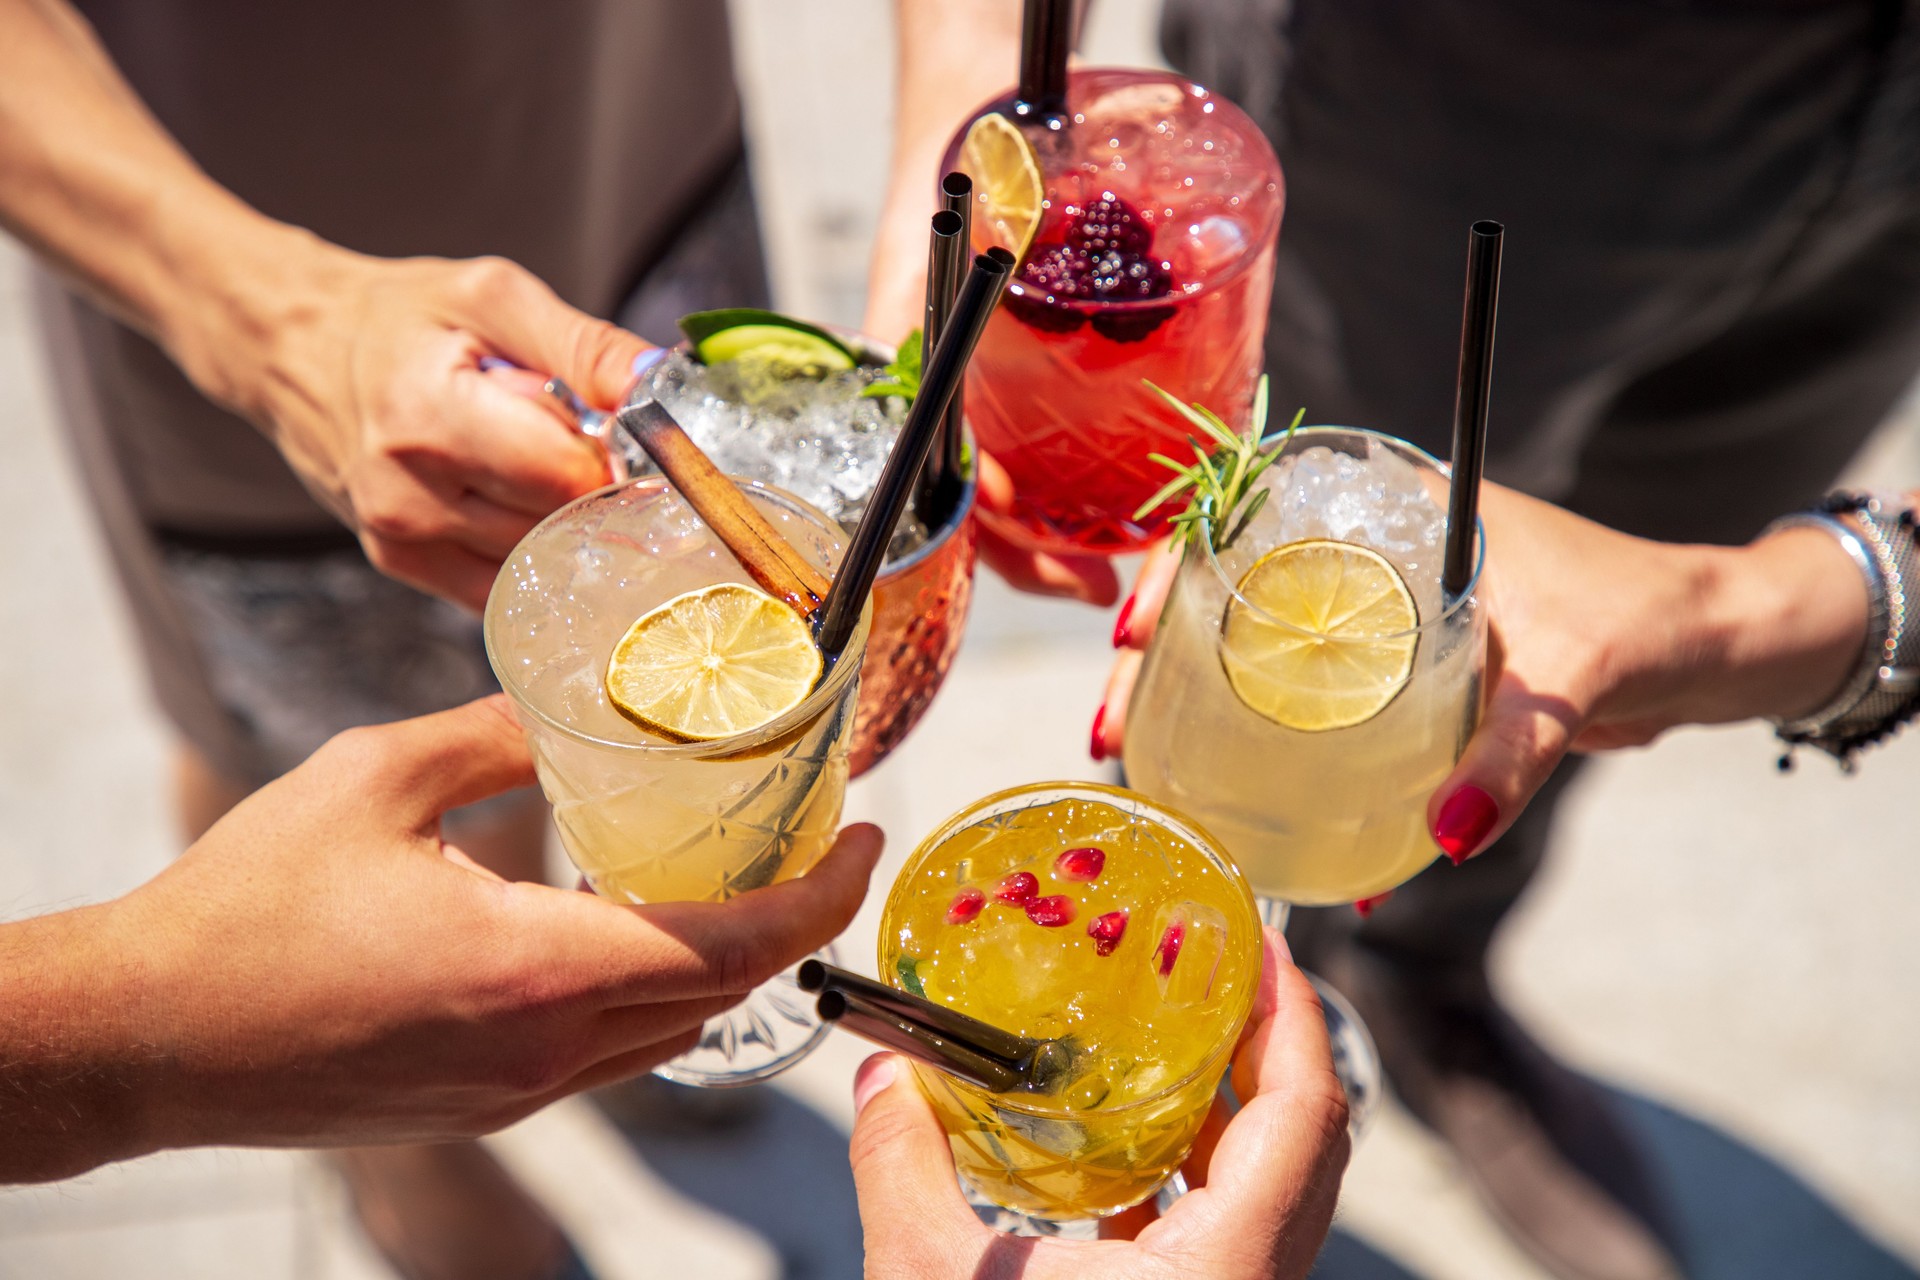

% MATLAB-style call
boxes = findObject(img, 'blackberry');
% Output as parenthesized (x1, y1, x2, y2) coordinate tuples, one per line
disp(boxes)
(1088, 250, 1175, 342)
(1006, 240, 1095, 333)
(1067, 193, 1154, 257)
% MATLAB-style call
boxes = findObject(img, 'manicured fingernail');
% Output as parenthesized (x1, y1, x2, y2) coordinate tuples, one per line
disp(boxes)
(1434, 785, 1498, 864)
(1354, 891, 1392, 918)
(1111, 596, 1136, 648)
(478, 355, 517, 373)
(631, 346, 666, 377)
(1090, 704, 1109, 762)
(853, 1055, 897, 1114)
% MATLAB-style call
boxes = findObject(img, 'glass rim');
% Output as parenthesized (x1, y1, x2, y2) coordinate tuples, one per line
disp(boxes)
(884, 780, 1262, 1119)
(1196, 425, 1485, 642)
(483, 475, 871, 758)
(632, 332, 978, 580)
(955, 65, 1285, 315)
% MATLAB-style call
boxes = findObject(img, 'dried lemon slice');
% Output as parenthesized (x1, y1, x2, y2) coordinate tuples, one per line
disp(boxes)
(957, 113, 1044, 260)
(606, 584, 822, 742)
(1221, 540, 1419, 732)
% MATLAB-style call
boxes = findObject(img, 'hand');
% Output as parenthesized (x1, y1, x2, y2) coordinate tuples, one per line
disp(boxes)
(974, 451, 1124, 605)
(196, 242, 651, 610)
(1094, 537, 1179, 760)
(0, 697, 884, 1181)
(1422, 484, 1869, 861)
(849, 930, 1350, 1280)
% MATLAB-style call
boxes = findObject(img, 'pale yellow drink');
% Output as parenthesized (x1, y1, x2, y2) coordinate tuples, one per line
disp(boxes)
(1124, 428, 1484, 906)
(878, 783, 1261, 1220)
(484, 477, 868, 906)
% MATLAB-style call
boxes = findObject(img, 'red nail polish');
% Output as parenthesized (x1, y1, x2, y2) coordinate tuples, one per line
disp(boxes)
(1111, 596, 1136, 648)
(1354, 891, 1392, 919)
(1434, 785, 1498, 864)
(1090, 704, 1109, 762)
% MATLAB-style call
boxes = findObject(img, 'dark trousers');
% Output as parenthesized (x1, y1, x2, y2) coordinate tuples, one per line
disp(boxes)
(1163, 0, 1920, 966)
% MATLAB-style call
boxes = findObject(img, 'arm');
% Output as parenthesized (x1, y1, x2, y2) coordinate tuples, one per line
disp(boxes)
(0, 0, 646, 608)
(0, 697, 884, 1184)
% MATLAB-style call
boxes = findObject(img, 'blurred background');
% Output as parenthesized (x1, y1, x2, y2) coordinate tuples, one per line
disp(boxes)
(2, 1, 1916, 1277)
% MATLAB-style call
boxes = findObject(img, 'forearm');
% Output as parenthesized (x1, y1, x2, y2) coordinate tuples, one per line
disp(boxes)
(0, 903, 163, 1183)
(0, 0, 341, 418)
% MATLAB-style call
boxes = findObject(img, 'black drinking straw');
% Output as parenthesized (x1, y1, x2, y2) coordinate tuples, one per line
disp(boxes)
(911, 208, 968, 524)
(937, 173, 975, 506)
(1016, 0, 1072, 120)
(802, 961, 1077, 1093)
(1443, 221, 1504, 600)
(815, 249, 1015, 662)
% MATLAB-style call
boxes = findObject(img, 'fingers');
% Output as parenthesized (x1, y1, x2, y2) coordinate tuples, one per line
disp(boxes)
(452, 257, 651, 411)
(445, 372, 610, 515)
(972, 452, 1123, 606)
(1113, 538, 1180, 651)
(1424, 669, 1581, 864)
(360, 534, 501, 613)
(1092, 647, 1140, 762)
(331, 695, 537, 828)
(847, 1055, 990, 1269)
(615, 824, 887, 1002)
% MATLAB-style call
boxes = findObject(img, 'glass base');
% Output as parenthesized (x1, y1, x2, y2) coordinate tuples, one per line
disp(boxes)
(961, 1176, 1103, 1239)
(651, 944, 836, 1088)
(1257, 897, 1382, 1139)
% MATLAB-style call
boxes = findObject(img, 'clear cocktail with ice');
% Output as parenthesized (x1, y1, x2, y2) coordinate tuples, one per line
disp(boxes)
(484, 476, 870, 1085)
(943, 68, 1283, 555)
(1124, 427, 1486, 906)
(877, 782, 1262, 1221)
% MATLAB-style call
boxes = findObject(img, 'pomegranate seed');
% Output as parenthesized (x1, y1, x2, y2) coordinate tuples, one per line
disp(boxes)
(995, 872, 1039, 904)
(946, 888, 986, 924)
(1055, 846, 1106, 882)
(1087, 910, 1129, 956)
(1024, 895, 1077, 927)
(1155, 922, 1186, 976)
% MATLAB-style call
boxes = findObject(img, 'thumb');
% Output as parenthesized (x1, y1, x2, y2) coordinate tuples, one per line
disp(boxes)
(1427, 670, 1580, 865)
(361, 694, 538, 830)
(848, 1055, 988, 1269)
(461, 261, 652, 411)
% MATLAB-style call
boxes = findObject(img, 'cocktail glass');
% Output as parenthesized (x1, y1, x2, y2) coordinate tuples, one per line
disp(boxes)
(1124, 426, 1487, 1133)
(943, 67, 1283, 556)
(484, 476, 871, 1087)
(877, 782, 1262, 1228)
(618, 340, 977, 776)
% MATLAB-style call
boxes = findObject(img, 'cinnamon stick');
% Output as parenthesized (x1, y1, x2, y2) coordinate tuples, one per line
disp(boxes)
(621, 399, 831, 617)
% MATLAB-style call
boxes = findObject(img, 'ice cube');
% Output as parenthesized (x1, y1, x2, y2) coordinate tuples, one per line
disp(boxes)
(1150, 901, 1229, 1009)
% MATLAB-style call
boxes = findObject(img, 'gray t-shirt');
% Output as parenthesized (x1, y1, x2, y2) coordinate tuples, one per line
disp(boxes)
(61, 0, 744, 535)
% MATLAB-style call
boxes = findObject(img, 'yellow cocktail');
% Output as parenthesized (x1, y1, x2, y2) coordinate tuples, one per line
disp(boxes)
(878, 783, 1261, 1220)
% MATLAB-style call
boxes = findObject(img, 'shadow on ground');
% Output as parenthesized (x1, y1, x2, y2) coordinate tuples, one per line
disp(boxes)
(598, 1082, 861, 1280)
(1312, 1229, 1428, 1278)
(1607, 1085, 1918, 1279)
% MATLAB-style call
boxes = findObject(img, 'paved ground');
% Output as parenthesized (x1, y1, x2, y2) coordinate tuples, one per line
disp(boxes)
(3, 3, 1918, 1278)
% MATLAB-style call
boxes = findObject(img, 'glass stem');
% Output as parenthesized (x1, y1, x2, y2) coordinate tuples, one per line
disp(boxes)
(1257, 895, 1292, 932)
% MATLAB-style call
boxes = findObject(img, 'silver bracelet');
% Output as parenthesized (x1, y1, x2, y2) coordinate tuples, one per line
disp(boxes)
(1765, 492, 1920, 772)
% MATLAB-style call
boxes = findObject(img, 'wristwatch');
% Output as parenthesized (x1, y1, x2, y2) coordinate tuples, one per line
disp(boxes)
(1765, 490, 1920, 771)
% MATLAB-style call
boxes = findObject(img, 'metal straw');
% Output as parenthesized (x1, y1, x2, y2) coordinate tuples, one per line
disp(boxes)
(911, 208, 968, 524)
(1443, 221, 1504, 600)
(815, 249, 1015, 663)
(1016, 0, 1073, 120)
(802, 961, 1077, 1093)
(937, 173, 974, 507)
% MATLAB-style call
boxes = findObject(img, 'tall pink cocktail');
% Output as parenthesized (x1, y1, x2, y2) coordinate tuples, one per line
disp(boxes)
(944, 68, 1283, 557)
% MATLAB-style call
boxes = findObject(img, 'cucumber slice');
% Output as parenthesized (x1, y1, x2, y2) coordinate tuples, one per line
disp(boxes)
(678, 308, 858, 366)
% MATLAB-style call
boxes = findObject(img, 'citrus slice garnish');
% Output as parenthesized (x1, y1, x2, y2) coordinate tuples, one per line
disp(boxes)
(1221, 539, 1419, 732)
(605, 583, 822, 742)
(957, 113, 1044, 260)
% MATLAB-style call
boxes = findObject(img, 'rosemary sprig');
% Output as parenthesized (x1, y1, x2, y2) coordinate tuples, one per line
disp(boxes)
(1133, 376, 1303, 553)
(861, 329, 922, 404)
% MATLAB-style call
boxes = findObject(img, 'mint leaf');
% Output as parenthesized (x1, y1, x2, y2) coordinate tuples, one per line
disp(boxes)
(895, 954, 926, 997)
(862, 329, 924, 404)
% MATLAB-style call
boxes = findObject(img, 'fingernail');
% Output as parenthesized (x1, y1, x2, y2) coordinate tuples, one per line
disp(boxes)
(1354, 891, 1392, 919)
(478, 355, 517, 373)
(1434, 785, 1498, 864)
(1090, 704, 1108, 762)
(853, 1055, 897, 1115)
(631, 346, 666, 377)
(1111, 595, 1136, 648)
